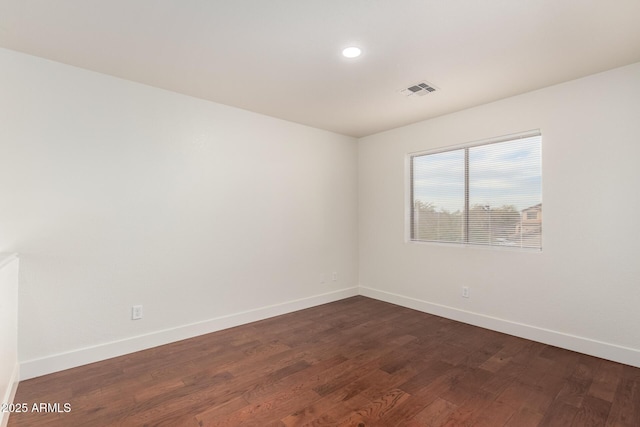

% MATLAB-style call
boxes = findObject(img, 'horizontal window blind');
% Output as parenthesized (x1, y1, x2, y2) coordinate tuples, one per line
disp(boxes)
(410, 132, 542, 249)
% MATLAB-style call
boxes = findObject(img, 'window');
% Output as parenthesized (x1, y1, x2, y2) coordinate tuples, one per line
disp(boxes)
(410, 131, 542, 249)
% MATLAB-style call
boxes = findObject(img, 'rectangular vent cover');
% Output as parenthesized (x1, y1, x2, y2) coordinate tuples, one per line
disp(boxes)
(400, 81, 438, 97)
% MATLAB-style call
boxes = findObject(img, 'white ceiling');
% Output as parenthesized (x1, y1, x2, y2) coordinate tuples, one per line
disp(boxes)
(1, 1, 639, 137)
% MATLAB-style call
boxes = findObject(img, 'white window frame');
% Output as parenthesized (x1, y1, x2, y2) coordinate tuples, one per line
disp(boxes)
(406, 130, 542, 250)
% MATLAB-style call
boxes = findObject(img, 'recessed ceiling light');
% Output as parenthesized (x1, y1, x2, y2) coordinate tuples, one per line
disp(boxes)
(342, 47, 362, 58)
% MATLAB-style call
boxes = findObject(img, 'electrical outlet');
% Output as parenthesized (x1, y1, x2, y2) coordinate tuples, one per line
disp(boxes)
(132, 305, 143, 320)
(462, 287, 470, 298)
(332, 272, 338, 282)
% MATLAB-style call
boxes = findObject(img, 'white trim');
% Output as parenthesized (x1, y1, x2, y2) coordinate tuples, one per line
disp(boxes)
(406, 238, 543, 252)
(0, 363, 19, 427)
(0, 253, 18, 270)
(359, 286, 640, 368)
(20, 287, 358, 380)
(407, 129, 541, 157)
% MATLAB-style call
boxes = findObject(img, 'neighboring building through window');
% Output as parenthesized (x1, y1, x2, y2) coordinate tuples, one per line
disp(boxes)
(410, 131, 542, 249)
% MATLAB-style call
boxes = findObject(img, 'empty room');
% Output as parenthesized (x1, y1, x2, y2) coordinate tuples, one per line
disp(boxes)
(1, 1, 639, 426)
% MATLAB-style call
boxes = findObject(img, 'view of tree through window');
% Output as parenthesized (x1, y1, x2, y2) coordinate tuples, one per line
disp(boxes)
(410, 132, 542, 249)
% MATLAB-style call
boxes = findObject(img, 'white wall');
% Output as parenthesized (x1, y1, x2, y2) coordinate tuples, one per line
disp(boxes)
(0, 48, 359, 378)
(359, 62, 640, 367)
(0, 254, 19, 427)
(2, 43, 639, 383)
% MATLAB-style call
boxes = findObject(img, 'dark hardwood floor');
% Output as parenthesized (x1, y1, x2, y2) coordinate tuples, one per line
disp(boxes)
(8, 296, 640, 426)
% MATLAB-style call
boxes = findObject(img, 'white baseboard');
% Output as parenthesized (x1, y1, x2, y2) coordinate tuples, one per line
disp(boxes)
(20, 287, 358, 380)
(19, 285, 640, 380)
(359, 286, 640, 368)
(1, 363, 19, 427)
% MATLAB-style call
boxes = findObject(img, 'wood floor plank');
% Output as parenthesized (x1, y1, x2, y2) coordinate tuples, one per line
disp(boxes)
(377, 367, 465, 424)
(410, 396, 458, 426)
(539, 402, 579, 427)
(473, 399, 519, 427)
(334, 388, 410, 425)
(438, 390, 495, 427)
(279, 369, 388, 426)
(589, 361, 623, 402)
(496, 380, 535, 409)
(302, 394, 372, 427)
(7, 296, 640, 427)
(241, 354, 348, 404)
(505, 407, 545, 427)
(571, 395, 611, 427)
(605, 377, 640, 427)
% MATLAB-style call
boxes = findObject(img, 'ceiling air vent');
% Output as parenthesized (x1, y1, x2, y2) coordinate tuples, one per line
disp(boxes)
(400, 81, 438, 97)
